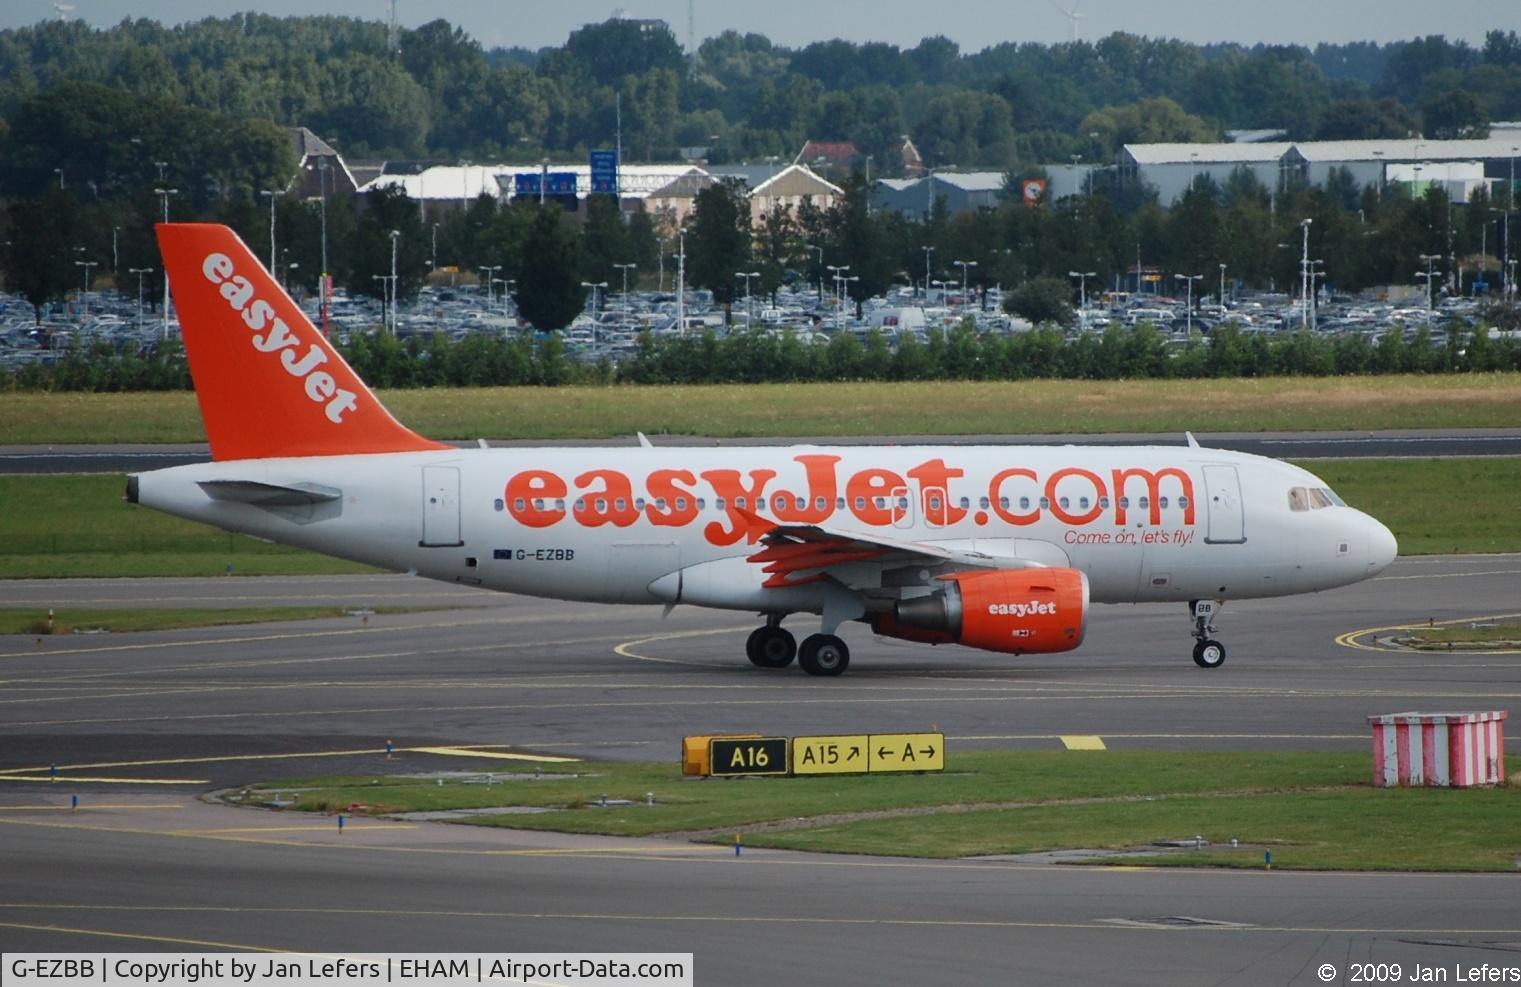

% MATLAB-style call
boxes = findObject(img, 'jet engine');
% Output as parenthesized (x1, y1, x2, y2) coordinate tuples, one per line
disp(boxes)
(872, 567, 1089, 655)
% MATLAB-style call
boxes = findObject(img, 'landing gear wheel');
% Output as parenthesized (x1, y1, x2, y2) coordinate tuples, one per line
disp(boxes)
(746, 626, 796, 668)
(798, 634, 850, 676)
(1192, 639, 1226, 669)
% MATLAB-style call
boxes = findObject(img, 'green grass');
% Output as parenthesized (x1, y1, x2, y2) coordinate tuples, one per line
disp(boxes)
(239, 751, 1521, 871)
(0, 459, 1514, 579)
(746, 788, 1520, 871)
(1304, 457, 1521, 555)
(3, 374, 1520, 443)
(1400, 623, 1521, 647)
(0, 605, 432, 635)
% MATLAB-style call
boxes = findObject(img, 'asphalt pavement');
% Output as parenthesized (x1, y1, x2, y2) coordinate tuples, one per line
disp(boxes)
(1, 557, 1518, 982)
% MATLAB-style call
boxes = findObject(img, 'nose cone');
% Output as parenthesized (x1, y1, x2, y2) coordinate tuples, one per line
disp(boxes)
(1368, 516, 1398, 575)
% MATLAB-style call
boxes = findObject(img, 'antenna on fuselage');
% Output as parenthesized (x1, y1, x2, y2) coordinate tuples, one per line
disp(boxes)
(1185, 431, 1200, 448)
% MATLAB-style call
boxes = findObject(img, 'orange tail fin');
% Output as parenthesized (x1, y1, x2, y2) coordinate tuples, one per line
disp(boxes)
(156, 223, 448, 461)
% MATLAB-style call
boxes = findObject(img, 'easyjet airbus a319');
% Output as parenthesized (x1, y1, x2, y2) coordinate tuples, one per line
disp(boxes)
(129, 224, 1398, 674)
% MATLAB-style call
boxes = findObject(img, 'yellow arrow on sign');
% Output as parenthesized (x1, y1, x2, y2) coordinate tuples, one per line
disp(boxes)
(792, 735, 869, 775)
(867, 733, 945, 773)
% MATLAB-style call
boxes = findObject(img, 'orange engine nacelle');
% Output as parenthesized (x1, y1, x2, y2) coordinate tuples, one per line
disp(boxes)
(874, 567, 1090, 655)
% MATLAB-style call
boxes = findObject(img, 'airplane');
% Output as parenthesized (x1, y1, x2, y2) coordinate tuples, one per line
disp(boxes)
(128, 224, 1399, 676)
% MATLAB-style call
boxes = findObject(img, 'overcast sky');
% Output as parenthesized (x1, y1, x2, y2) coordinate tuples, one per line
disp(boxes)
(4, 0, 1519, 53)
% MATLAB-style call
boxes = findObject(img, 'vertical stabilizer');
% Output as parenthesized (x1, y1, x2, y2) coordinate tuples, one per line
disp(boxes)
(156, 223, 448, 461)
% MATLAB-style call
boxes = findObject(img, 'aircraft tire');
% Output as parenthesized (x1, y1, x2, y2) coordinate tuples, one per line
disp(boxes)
(798, 634, 850, 676)
(747, 626, 797, 668)
(1192, 639, 1226, 669)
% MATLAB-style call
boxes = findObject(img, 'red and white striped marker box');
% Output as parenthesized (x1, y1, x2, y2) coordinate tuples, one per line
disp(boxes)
(1367, 711, 1508, 787)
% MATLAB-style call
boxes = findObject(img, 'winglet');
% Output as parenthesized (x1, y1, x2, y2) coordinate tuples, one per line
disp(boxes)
(156, 223, 448, 461)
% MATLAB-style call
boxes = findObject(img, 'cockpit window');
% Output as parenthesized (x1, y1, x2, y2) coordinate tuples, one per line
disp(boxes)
(1289, 486, 1342, 512)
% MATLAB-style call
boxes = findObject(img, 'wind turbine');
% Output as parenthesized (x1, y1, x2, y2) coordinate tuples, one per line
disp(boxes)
(1048, 0, 1085, 42)
(53, 1, 75, 21)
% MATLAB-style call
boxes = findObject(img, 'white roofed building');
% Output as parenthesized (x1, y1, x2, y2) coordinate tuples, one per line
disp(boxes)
(358, 162, 712, 222)
(1119, 143, 1292, 205)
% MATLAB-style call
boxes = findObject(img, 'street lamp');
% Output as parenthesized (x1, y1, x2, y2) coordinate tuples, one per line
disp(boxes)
(735, 270, 759, 329)
(74, 259, 98, 316)
(580, 281, 607, 349)
(388, 229, 400, 336)
(53, 167, 63, 190)
(111, 226, 120, 277)
(1298, 218, 1313, 331)
(1175, 273, 1202, 336)
(1417, 253, 1441, 311)
(806, 242, 824, 302)
(478, 265, 501, 312)
(676, 228, 687, 336)
(128, 267, 153, 331)
(614, 263, 637, 331)
(259, 189, 283, 272)
(953, 260, 977, 312)
(840, 275, 859, 329)
(317, 156, 331, 337)
(1306, 259, 1325, 331)
(1068, 270, 1096, 324)
(922, 245, 935, 299)
(1218, 263, 1228, 306)
(285, 261, 300, 295)
(371, 275, 394, 333)
(154, 186, 179, 338)
(826, 264, 850, 330)
(431, 223, 440, 271)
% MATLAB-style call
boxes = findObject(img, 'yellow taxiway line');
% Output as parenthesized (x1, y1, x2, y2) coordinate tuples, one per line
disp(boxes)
(1335, 612, 1521, 654)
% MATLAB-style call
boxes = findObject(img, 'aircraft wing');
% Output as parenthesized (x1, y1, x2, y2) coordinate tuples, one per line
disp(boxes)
(739, 509, 1050, 589)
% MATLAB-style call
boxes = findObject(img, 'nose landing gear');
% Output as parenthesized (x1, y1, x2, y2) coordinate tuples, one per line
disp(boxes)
(1190, 599, 1226, 669)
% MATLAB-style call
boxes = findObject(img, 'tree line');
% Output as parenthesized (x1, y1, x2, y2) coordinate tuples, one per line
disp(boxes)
(6, 321, 1518, 394)
(0, 17, 1518, 187)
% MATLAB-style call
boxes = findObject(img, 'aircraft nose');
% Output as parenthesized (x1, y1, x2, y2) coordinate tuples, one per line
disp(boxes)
(1367, 516, 1398, 574)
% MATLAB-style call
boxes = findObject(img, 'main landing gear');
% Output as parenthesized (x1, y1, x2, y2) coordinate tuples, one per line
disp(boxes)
(1190, 599, 1226, 669)
(746, 614, 850, 676)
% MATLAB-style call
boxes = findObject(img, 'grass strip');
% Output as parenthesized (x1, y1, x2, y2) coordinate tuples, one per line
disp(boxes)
(1398, 623, 1521, 648)
(238, 751, 1520, 871)
(2, 375, 1519, 444)
(0, 605, 435, 635)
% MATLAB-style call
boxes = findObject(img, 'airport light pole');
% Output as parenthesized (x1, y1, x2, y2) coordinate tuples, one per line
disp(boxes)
(1218, 263, 1228, 306)
(1298, 218, 1312, 331)
(478, 265, 500, 313)
(806, 242, 824, 302)
(614, 263, 637, 331)
(53, 167, 64, 190)
(431, 223, 439, 272)
(1307, 259, 1325, 330)
(1068, 270, 1096, 324)
(1175, 273, 1201, 336)
(827, 265, 850, 331)
(735, 270, 759, 329)
(259, 189, 283, 272)
(580, 281, 607, 350)
(954, 259, 977, 313)
(1418, 253, 1441, 310)
(388, 230, 400, 335)
(154, 186, 179, 339)
(922, 245, 935, 300)
(676, 228, 687, 336)
(371, 275, 392, 333)
(111, 226, 120, 278)
(74, 259, 98, 317)
(317, 156, 331, 337)
(129, 267, 153, 332)
(1506, 148, 1518, 298)
(841, 275, 859, 329)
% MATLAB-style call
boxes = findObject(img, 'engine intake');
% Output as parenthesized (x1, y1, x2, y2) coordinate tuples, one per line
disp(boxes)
(877, 567, 1090, 655)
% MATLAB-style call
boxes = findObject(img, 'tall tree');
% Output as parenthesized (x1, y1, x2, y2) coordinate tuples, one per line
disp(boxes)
(686, 179, 752, 311)
(515, 206, 584, 331)
(4, 188, 82, 323)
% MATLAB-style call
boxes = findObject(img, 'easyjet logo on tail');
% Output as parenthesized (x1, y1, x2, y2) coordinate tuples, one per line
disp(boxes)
(201, 252, 358, 424)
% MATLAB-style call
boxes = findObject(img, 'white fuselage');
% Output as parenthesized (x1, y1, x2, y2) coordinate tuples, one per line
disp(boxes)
(132, 444, 1397, 617)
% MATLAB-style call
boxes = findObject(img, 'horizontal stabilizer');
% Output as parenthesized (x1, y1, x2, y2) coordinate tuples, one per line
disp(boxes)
(198, 479, 342, 507)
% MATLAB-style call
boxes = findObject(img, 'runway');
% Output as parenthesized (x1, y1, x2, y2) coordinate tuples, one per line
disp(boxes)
(1, 557, 1518, 981)
(4, 427, 1520, 473)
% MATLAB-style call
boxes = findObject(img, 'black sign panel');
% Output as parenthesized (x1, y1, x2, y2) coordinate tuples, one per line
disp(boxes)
(708, 737, 790, 777)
